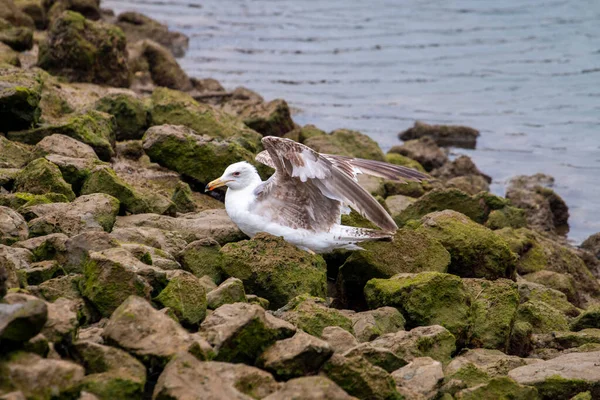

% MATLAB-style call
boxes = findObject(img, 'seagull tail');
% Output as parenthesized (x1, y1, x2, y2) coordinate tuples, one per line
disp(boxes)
(334, 225, 394, 243)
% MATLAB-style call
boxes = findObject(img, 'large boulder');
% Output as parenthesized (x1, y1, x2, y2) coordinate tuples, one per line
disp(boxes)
(94, 93, 149, 141)
(399, 121, 480, 149)
(14, 158, 75, 201)
(275, 295, 353, 337)
(142, 124, 256, 185)
(0, 65, 42, 132)
(304, 129, 386, 161)
(388, 137, 448, 171)
(38, 11, 130, 87)
(0, 206, 27, 245)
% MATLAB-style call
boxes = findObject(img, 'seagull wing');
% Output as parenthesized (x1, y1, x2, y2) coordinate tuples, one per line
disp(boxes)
(253, 136, 400, 232)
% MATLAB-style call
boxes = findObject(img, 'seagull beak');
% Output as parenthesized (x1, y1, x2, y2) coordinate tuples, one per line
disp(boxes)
(205, 178, 228, 192)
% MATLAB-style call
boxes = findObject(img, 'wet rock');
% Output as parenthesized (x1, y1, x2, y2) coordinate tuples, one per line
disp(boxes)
(8, 110, 117, 161)
(276, 295, 352, 337)
(571, 306, 600, 331)
(104, 296, 212, 367)
(142, 124, 256, 185)
(581, 233, 600, 260)
(399, 121, 480, 149)
(0, 137, 31, 169)
(350, 307, 406, 343)
(153, 352, 254, 400)
(416, 210, 517, 280)
(304, 129, 386, 161)
(264, 376, 355, 400)
(38, 11, 130, 87)
(27, 193, 119, 237)
(116, 11, 189, 57)
(508, 351, 600, 399)
(0, 245, 32, 291)
(370, 325, 456, 365)
(514, 300, 570, 334)
(389, 137, 448, 171)
(200, 302, 295, 363)
(235, 98, 295, 137)
(0, 206, 27, 245)
(94, 93, 148, 141)
(463, 278, 520, 351)
(321, 354, 401, 400)
(33, 134, 99, 161)
(220, 233, 327, 309)
(338, 228, 450, 309)
(257, 330, 333, 380)
(0, 18, 33, 51)
(343, 343, 406, 373)
(392, 357, 443, 399)
(155, 271, 207, 326)
(0, 65, 42, 131)
(0, 298, 47, 342)
(72, 340, 146, 400)
(129, 39, 191, 91)
(321, 326, 360, 354)
(0, 0, 35, 28)
(0, 352, 84, 399)
(454, 377, 539, 400)
(179, 238, 224, 282)
(207, 277, 246, 310)
(14, 158, 75, 201)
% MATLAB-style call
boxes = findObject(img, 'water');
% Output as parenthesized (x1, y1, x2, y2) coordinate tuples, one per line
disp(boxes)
(104, 0, 600, 243)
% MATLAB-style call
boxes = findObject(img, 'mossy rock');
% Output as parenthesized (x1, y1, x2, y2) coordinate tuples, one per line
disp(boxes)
(445, 362, 492, 388)
(179, 238, 225, 284)
(485, 206, 527, 230)
(455, 376, 539, 400)
(385, 152, 426, 172)
(0, 192, 69, 212)
(365, 272, 472, 345)
(415, 210, 517, 280)
(571, 306, 600, 331)
(38, 11, 130, 87)
(464, 278, 520, 351)
(142, 124, 256, 185)
(155, 272, 207, 326)
(14, 158, 75, 201)
(284, 124, 326, 143)
(220, 234, 327, 309)
(518, 280, 580, 318)
(94, 93, 148, 141)
(304, 129, 385, 161)
(206, 277, 246, 310)
(8, 110, 117, 161)
(523, 270, 578, 306)
(0, 64, 42, 131)
(149, 87, 262, 151)
(239, 98, 295, 137)
(277, 294, 353, 337)
(0, 42, 20, 66)
(0, 136, 31, 168)
(337, 228, 450, 309)
(0, 19, 33, 51)
(515, 300, 570, 334)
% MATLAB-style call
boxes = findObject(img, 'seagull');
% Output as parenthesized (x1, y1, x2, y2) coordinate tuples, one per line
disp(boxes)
(206, 136, 428, 253)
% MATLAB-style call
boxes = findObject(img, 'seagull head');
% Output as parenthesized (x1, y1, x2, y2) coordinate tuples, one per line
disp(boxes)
(205, 161, 259, 192)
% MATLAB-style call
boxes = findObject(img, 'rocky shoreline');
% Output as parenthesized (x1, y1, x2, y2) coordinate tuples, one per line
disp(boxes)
(1, 1, 600, 399)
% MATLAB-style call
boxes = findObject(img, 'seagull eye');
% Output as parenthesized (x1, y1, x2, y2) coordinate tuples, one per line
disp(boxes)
(233, 172, 241, 177)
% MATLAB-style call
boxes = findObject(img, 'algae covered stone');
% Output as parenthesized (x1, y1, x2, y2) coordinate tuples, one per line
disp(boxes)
(220, 233, 327, 309)
(365, 272, 471, 344)
(454, 376, 539, 400)
(304, 128, 386, 161)
(276, 295, 353, 337)
(385, 152, 426, 172)
(38, 11, 130, 87)
(0, 136, 32, 168)
(515, 300, 569, 334)
(238, 98, 295, 137)
(14, 158, 75, 201)
(0, 64, 42, 131)
(155, 271, 207, 326)
(207, 277, 246, 310)
(179, 238, 225, 283)
(94, 93, 148, 141)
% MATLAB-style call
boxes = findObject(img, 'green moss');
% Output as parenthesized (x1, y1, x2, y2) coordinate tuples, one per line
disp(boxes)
(534, 375, 594, 400)
(180, 239, 225, 283)
(0, 65, 42, 131)
(0, 192, 69, 211)
(280, 295, 353, 337)
(485, 206, 527, 230)
(0, 136, 32, 168)
(95, 93, 148, 141)
(304, 129, 386, 161)
(446, 363, 491, 387)
(14, 158, 75, 200)
(154, 273, 207, 326)
(80, 374, 144, 400)
(365, 272, 471, 345)
(508, 321, 533, 357)
(241, 99, 295, 137)
(515, 300, 570, 334)
(385, 152, 426, 172)
(571, 306, 600, 331)
(455, 376, 539, 400)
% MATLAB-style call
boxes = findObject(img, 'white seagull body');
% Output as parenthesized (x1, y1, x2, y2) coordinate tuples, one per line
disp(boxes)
(206, 136, 428, 253)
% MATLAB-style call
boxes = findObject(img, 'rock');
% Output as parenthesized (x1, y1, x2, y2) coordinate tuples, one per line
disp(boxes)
(200, 302, 295, 363)
(38, 297, 78, 346)
(179, 238, 224, 283)
(152, 352, 254, 400)
(392, 357, 443, 398)
(0, 18, 33, 51)
(235, 99, 295, 137)
(0, 41, 20, 66)
(0, 245, 32, 291)
(337, 228, 450, 309)
(14, 158, 75, 201)
(33, 134, 99, 161)
(220, 233, 327, 309)
(207, 277, 246, 310)
(27, 193, 119, 237)
(365, 272, 471, 344)
(38, 11, 130, 87)
(508, 351, 600, 399)
(321, 326, 360, 354)
(0, 206, 27, 245)
(94, 93, 148, 141)
(0, 299, 47, 342)
(58, 230, 118, 273)
(533, 329, 600, 351)
(264, 376, 355, 400)
(350, 307, 406, 343)
(72, 340, 146, 400)
(523, 270, 578, 305)
(8, 110, 117, 161)
(148, 88, 262, 150)
(399, 121, 480, 149)
(485, 206, 527, 230)
(518, 279, 580, 318)
(581, 233, 600, 260)
(0, 352, 84, 399)
(195, 361, 279, 399)
(515, 300, 570, 334)
(304, 129, 385, 161)
(321, 354, 401, 400)
(432, 155, 491, 182)
(447, 348, 540, 379)
(454, 377, 539, 400)
(463, 278, 520, 351)
(275, 295, 353, 337)
(416, 210, 517, 280)
(44, 0, 101, 22)
(0, 65, 42, 131)
(245, 294, 269, 309)
(116, 11, 189, 57)
(257, 330, 333, 380)
(38, 274, 82, 301)
(384, 195, 416, 219)
(343, 343, 406, 372)
(103, 296, 212, 367)
(385, 152, 426, 172)
(111, 226, 187, 256)
(155, 271, 207, 326)
(16, 259, 62, 286)
(508, 320, 534, 358)
(0, 137, 32, 170)
(142, 124, 256, 185)
(389, 137, 448, 171)
(0, 0, 35, 28)
(571, 306, 600, 331)
(371, 325, 456, 365)
(446, 175, 491, 196)
(14, 0, 46, 29)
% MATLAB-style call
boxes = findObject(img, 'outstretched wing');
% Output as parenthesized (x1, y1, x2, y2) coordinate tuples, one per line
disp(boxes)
(253, 136, 400, 232)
